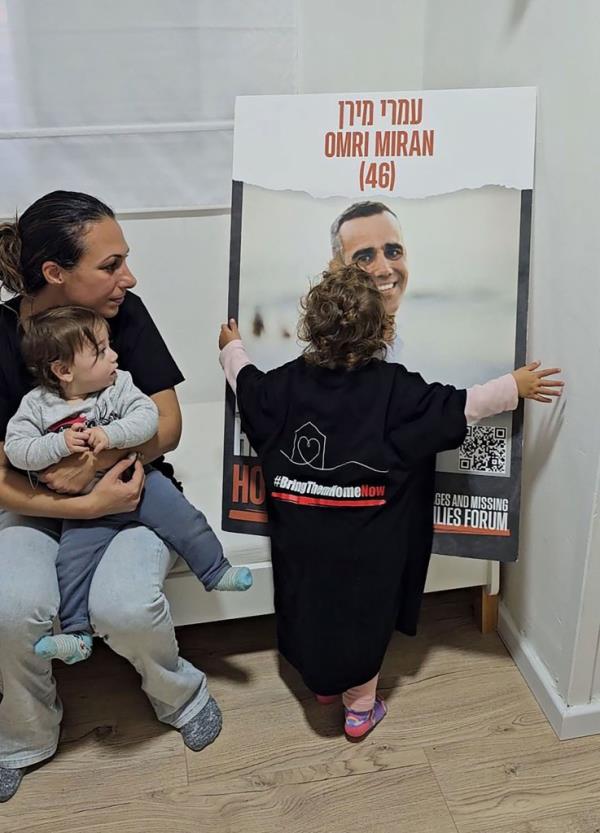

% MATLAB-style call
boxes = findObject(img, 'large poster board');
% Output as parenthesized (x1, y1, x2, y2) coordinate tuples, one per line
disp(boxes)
(222, 87, 536, 562)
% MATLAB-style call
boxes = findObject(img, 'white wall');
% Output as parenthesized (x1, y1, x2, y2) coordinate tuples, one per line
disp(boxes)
(118, 210, 231, 407)
(298, 0, 426, 93)
(422, 0, 600, 715)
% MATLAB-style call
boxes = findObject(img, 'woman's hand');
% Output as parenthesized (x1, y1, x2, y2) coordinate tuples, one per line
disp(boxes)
(512, 362, 564, 402)
(219, 318, 241, 350)
(39, 451, 98, 494)
(83, 455, 145, 518)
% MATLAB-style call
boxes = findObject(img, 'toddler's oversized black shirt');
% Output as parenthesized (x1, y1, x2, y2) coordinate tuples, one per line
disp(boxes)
(236, 357, 467, 694)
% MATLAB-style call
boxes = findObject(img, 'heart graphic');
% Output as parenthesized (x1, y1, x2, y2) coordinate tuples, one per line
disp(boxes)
(297, 436, 321, 465)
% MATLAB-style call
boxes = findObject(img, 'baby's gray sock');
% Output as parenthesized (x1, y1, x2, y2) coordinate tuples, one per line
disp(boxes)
(0, 766, 25, 802)
(180, 696, 222, 752)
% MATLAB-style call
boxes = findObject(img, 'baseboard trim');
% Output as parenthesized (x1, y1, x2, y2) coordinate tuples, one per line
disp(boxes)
(498, 602, 600, 740)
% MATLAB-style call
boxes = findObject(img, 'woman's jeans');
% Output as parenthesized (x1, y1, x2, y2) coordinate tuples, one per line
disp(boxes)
(0, 509, 208, 769)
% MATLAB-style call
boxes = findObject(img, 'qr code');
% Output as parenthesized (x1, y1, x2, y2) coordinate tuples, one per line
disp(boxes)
(458, 425, 508, 474)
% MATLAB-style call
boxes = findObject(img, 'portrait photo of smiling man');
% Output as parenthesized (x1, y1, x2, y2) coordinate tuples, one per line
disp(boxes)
(233, 182, 521, 390)
(330, 201, 408, 315)
(329, 200, 408, 362)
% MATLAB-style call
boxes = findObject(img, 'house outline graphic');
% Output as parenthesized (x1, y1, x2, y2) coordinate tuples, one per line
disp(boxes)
(290, 421, 326, 469)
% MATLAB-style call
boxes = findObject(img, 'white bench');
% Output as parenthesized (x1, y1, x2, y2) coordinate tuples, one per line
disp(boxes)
(165, 402, 499, 628)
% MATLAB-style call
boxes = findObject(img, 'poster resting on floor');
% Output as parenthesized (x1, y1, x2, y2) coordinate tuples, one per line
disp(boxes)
(221, 87, 536, 562)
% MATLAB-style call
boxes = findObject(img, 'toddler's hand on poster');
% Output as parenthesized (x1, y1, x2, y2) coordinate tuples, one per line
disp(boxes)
(86, 426, 110, 453)
(512, 362, 564, 403)
(219, 318, 242, 350)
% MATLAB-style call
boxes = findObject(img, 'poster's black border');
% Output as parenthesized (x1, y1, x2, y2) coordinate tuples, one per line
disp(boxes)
(221, 180, 244, 533)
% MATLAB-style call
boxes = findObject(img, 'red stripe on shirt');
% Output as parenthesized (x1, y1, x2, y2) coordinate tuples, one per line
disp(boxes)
(271, 492, 386, 508)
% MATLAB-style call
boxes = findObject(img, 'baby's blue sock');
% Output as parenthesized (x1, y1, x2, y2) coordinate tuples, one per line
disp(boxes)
(214, 566, 253, 592)
(34, 633, 93, 665)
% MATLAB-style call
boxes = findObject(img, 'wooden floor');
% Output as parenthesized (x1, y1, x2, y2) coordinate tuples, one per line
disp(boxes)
(3, 590, 600, 833)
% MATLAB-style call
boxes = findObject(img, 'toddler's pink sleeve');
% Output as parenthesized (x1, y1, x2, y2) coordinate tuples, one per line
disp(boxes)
(219, 339, 252, 394)
(465, 374, 519, 423)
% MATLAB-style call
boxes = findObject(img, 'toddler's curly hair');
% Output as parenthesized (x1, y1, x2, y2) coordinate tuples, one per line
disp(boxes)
(298, 264, 395, 369)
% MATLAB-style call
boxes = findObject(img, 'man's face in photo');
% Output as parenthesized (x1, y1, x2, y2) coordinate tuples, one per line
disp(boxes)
(337, 211, 408, 316)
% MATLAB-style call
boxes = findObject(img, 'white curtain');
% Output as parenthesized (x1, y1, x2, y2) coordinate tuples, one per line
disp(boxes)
(0, 0, 297, 215)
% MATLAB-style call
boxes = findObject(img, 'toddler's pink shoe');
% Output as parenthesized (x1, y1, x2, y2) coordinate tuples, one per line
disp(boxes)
(344, 696, 387, 740)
